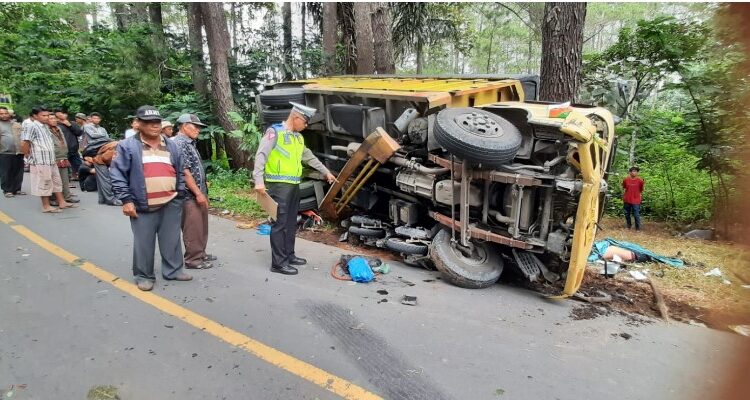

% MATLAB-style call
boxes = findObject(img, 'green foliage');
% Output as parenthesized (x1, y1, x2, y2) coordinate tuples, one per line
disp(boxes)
(607, 110, 713, 223)
(227, 111, 263, 155)
(206, 168, 265, 219)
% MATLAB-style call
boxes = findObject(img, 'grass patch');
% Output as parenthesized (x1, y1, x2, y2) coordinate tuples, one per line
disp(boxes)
(206, 168, 266, 220)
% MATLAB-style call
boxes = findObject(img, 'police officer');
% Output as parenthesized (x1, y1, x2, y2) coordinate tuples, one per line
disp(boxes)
(253, 102, 336, 275)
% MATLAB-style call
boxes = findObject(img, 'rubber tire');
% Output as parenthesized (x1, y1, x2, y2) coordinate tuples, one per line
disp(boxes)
(299, 196, 317, 211)
(348, 226, 386, 238)
(385, 238, 428, 256)
(434, 107, 522, 167)
(430, 228, 504, 289)
(261, 107, 292, 124)
(259, 88, 306, 107)
(299, 181, 316, 199)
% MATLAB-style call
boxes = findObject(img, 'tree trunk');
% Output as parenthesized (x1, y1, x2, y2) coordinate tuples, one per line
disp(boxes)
(539, 2, 587, 102)
(416, 37, 423, 75)
(628, 128, 637, 167)
(200, 2, 248, 170)
(371, 2, 395, 74)
(353, 2, 375, 74)
(338, 3, 357, 74)
(186, 3, 210, 101)
(130, 2, 150, 25)
(322, 2, 338, 75)
(231, 2, 238, 58)
(149, 3, 168, 76)
(111, 3, 128, 31)
(282, 2, 293, 80)
(301, 2, 307, 78)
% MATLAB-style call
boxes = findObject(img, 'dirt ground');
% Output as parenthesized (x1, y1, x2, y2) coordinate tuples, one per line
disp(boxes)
(211, 207, 750, 333)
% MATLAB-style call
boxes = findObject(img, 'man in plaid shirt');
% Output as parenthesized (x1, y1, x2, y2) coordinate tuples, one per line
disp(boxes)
(20, 107, 76, 213)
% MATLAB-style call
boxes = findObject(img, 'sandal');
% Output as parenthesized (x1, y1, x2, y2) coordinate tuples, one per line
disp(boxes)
(185, 261, 214, 269)
(59, 203, 78, 209)
(15, 191, 26, 195)
(42, 208, 62, 213)
(4, 193, 14, 198)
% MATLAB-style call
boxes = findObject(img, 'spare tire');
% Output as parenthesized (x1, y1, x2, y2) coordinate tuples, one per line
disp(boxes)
(259, 88, 305, 107)
(299, 196, 317, 211)
(434, 108, 522, 167)
(261, 108, 292, 124)
(430, 228, 503, 289)
(385, 238, 428, 256)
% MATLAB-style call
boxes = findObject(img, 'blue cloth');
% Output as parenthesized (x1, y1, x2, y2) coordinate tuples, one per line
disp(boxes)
(588, 238, 684, 268)
(347, 256, 375, 283)
(624, 203, 641, 230)
(110, 135, 186, 212)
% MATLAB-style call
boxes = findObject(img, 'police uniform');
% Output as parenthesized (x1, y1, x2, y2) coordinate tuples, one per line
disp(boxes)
(252, 103, 331, 275)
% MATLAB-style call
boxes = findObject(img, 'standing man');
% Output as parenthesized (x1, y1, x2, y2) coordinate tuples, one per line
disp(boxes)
(253, 102, 337, 275)
(622, 166, 645, 231)
(83, 112, 109, 145)
(110, 105, 192, 291)
(47, 114, 79, 204)
(54, 108, 84, 180)
(0, 106, 25, 197)
(161, 120, 174, 138)
(20, 107, 75, 213)
(172, 114, 215, 269)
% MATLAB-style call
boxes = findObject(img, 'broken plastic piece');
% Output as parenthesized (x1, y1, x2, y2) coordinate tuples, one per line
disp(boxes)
(401, 295, 417, 306)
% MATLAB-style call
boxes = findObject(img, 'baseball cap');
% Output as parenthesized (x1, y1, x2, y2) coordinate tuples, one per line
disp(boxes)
(176, 113, 207, 127)
(161, 120, 173, 129)
(75, 113, 87, 120)
(135, 105, 162, 121)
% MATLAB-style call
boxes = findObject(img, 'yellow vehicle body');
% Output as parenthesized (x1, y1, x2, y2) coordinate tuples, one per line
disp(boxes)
(274, 75, 615, 296)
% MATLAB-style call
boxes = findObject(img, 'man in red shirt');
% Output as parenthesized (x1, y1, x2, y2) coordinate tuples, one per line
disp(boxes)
(622, 166, 645, 231)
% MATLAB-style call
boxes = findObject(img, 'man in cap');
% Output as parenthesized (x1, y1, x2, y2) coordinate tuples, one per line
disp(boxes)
(253, 102, 337, 275)
(111, 105, 192, 291)
(172, 113, 216, 269)
(161, 120, 174, 138)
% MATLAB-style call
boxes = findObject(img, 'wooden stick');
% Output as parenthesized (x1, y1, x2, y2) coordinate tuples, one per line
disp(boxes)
(648, 279, 670, 323)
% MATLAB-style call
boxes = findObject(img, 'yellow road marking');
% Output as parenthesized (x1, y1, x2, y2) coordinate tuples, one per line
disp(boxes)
(0, 209, 382, 400)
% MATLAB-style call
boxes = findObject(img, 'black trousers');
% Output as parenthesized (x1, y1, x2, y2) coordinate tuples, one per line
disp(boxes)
(267, 182, 301, 268)
(0, 154, 24, 194)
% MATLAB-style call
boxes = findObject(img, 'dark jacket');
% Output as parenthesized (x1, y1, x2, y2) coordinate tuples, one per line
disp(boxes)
(110, 135, 185, 212)
(58, 122, 84, 154)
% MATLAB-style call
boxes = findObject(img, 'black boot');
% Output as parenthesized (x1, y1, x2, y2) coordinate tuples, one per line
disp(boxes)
(270, 265, 298, 275)
(289, 256, 307, 266)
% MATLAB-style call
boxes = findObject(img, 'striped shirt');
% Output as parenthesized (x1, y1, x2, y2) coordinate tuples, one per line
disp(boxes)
(20, 119, 56, 165)
(141, 136, 177, 211)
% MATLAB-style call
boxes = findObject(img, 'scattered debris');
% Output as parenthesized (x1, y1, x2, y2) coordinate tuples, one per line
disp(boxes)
(164, 325, 173, 329)
(236, 223, 254, 229)
(628, 270, 648, 281)
(349, 322, 365, 330)
(704, 268, 722, 277)
(378, 299, 388, 304)
(683, 229, 714, 240)
(729, 325, 750, 337)
(86, 385, 120, 400)
(221, 209, 230, 215)
(376, 290, 388, 295)
(397, 277, 416, 287)
(494, 388, 505, 396)
(573, 291, 612, 303)
(401, 295, 418, 306)
(338, 232, 349, 242)
(619, 332, 633, 340)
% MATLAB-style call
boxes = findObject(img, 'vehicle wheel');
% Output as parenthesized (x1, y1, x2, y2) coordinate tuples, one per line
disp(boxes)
(385, 238, 428, 256)
(259, 88, 305, 107)
(348, 226, 386, 238)
(434, 107, 522, 167)
(299, 180, 316, 198)
(299, 196, 317, 211)
(430, 228, 503, 289)
(261, 108, 292, 124)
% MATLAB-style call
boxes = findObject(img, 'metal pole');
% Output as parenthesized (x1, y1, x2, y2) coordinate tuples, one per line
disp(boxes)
(460, 161, 471, 247)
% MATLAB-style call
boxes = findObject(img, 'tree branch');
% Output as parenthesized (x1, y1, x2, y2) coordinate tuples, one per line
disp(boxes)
(584, 24, 606, 45)
(496, 3, 533, 30)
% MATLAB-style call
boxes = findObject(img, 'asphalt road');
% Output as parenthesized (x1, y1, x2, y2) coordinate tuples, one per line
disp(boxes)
(0, 177, 746, 400)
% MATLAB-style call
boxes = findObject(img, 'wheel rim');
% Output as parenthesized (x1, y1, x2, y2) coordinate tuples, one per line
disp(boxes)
(449, 241, 489, 266)
(454, 112, 502, 138)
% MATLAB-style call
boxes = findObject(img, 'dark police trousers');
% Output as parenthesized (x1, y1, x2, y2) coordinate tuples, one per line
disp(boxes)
(267, 182, 301, 268)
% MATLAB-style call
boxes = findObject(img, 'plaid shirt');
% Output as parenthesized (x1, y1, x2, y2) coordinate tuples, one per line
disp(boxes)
(20, 119, 55, 165)
(171, 133, 206, 198)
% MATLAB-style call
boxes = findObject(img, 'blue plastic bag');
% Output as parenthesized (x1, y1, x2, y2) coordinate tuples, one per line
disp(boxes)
(347, 256, 375, 283)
